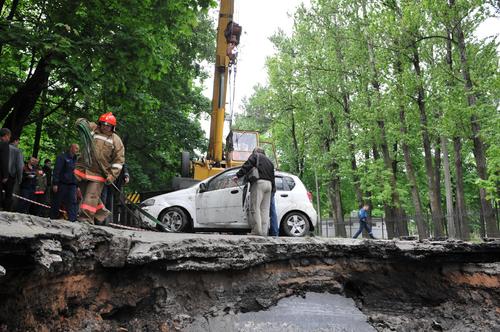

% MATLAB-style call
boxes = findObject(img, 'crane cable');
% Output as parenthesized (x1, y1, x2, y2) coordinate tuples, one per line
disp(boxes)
(227, 1, 240, 129)
(228, 63, 238, 128)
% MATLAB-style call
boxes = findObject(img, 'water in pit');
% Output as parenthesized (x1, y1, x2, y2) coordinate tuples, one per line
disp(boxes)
(185, 292, 375, 332)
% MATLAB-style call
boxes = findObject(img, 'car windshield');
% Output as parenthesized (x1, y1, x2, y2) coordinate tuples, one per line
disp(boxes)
(232, 132, 257, 152)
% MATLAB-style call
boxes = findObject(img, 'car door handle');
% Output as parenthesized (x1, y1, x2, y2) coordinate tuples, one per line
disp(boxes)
(231, 190, 239, 194)
(280, 194, 288, 197)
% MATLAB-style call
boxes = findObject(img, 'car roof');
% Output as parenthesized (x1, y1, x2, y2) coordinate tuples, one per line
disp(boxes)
(224, 166, 299, 181)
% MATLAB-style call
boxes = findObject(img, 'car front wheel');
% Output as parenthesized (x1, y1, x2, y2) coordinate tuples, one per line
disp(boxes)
(281, 212, 310, 237)
(157, 207, 189, 232)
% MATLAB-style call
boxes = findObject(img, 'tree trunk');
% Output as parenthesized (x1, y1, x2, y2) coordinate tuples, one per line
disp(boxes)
(32, 88, 48, 158)
(361, 1, 408, 238)
(289, 108, 303, 178)
(331, 16, 363, 209)
(399, 110, 428, 238)
(441, 137, 457, 238)
(362, 150, 374, 213)
(343, 95, 363, 207)
(443, 26, 466, 240)
(453, 137, 470, 240)
(1, 55, 51, 138)
(412, 47, 444, 238)
(452, 0, 498, 237)
(0, 0, 20, 55)
(324, 112, 346, 237)
(362, 2, 405, 237)
(368, 144, 395, 239)
(434, 141, 442, 208)
(393, 46, 428, 238)
(329, 174, 345, 237)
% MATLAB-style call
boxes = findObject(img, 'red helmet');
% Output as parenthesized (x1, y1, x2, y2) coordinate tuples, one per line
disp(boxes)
(98, 112, 116, 126)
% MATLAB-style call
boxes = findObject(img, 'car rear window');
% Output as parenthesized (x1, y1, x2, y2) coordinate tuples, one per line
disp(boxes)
(275, 176, 296, 191)
(284, 176, 296, 190)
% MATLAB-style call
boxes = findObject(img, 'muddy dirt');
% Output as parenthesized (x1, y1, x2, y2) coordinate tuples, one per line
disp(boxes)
(0, 212, 499, 331)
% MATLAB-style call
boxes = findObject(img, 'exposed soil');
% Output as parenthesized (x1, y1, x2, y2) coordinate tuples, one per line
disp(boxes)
(0, 212, 499, 331)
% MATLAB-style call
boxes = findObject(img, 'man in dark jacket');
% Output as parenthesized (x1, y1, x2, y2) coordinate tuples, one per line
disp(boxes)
(17, 156, 38, 214)
(233, 147, 275, 236)
(0, 128, 11, 210)
(5, 137, 24, 211)
(50, 144, 79, 221)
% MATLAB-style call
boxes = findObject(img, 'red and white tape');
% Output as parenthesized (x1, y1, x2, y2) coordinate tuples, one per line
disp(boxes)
(13, 193, 65, 213)
(13, 194, 149, 232)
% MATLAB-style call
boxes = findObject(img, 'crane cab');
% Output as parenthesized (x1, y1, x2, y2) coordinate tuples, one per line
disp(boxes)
(192, 130, 259, 180)
(226, 130, 259, 168)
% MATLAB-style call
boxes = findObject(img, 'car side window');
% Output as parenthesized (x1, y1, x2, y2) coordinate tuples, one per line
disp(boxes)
(284, 176, 295, 191)
(275, 176, 285, 191)
(207, 169, 242, 191)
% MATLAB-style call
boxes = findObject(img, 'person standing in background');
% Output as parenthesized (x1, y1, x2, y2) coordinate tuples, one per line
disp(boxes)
(5, 137, 24, 211)
(42, 159, 53, 217)
(17, 156, 38, 214)
(269, 192, 279, 237)
(0, 128, 12, 210)
(50, 144, 79, 222)
(30, 165, 47, 217)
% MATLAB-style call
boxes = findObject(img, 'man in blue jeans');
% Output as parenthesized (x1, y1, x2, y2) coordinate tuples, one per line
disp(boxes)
(269, 192, 279, 236)
(353, 204, 375, 239)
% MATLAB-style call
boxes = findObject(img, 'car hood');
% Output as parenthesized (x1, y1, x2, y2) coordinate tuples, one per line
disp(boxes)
(156, 186, 197, 202)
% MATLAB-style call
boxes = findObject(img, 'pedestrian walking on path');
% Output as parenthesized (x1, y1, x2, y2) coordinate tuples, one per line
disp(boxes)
(353, 204, 375, 239)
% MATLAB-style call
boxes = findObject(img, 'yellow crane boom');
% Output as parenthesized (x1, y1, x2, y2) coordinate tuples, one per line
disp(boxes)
(190, 0, 263, 181)
(208, 0, 238, 163)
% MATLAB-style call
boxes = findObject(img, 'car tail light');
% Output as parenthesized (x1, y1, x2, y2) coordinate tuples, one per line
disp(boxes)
(307, 191, 313, 203)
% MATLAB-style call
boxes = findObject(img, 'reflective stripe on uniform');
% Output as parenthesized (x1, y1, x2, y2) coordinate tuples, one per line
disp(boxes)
(81, 203, 97, 213)
(111, 163, 123, 170)
(93, 134, 114, 145)
(74, 169, 106, 183)
(96, 203, 104, 211)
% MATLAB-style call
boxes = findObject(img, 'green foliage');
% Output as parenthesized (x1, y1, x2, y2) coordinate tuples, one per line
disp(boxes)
(0, 0, 216, 191)
(234, 0, 499, 232)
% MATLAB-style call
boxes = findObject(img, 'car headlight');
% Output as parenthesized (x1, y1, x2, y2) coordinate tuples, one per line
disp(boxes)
(141, 199, 155, 207)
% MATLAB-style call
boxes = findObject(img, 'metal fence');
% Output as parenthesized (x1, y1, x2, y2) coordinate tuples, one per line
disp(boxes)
(317, 211, 499, 240)
(319, 217, 386, 239)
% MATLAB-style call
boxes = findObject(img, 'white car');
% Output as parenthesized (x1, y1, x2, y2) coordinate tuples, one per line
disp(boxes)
(140, 167, 317, 237)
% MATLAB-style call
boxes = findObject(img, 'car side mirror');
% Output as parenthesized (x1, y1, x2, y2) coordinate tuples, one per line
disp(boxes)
(199, 182, 207, 192)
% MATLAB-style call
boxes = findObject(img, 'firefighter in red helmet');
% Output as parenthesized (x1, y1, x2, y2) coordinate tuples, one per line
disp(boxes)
(74, 112, 125, 224)
(99, 112, 117, 127)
